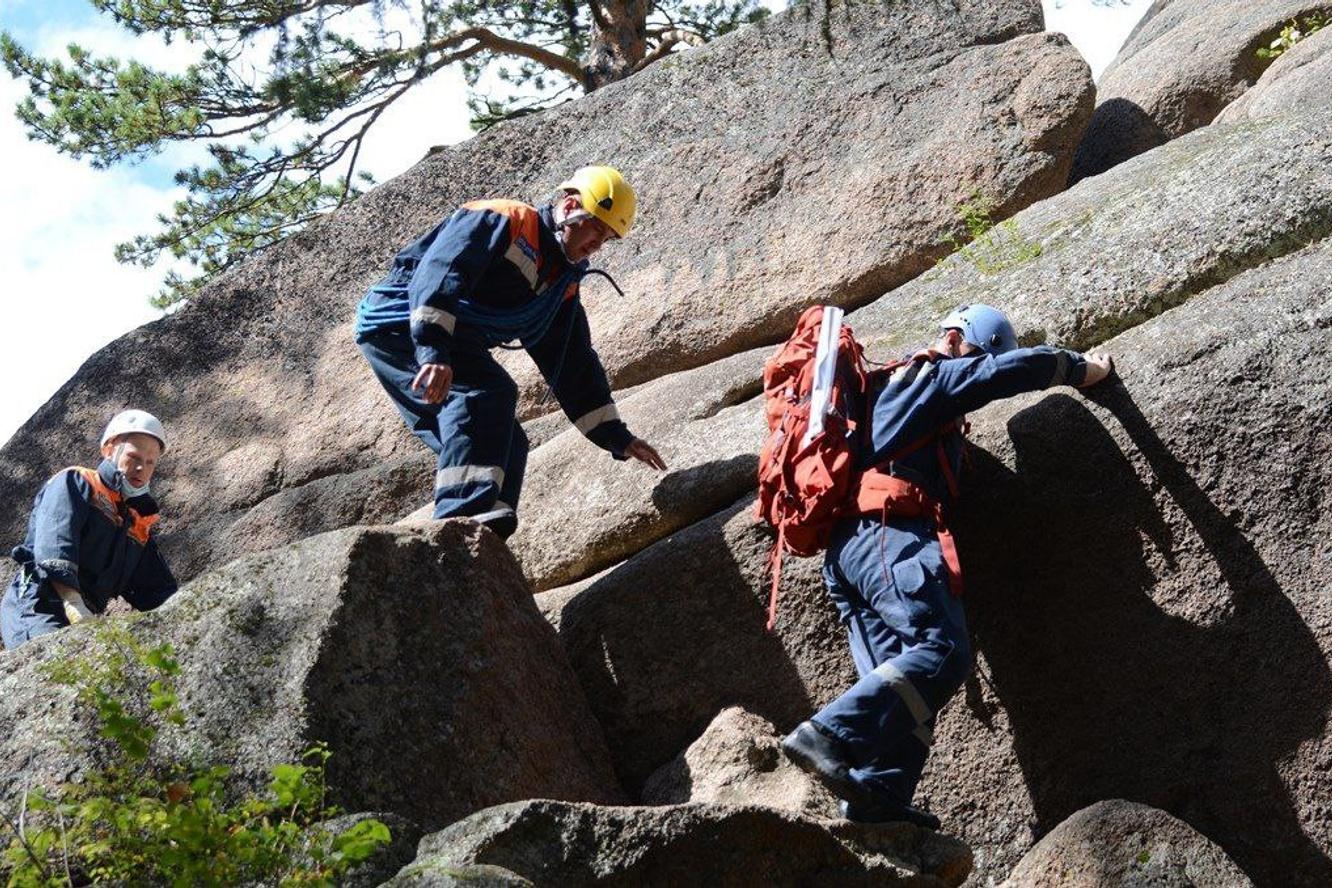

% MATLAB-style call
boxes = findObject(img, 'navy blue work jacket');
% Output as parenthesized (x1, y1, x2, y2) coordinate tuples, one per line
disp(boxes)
(865, 346, 1089, 505)
(9, 460, 177, 614)
(355, 199, 634, 456)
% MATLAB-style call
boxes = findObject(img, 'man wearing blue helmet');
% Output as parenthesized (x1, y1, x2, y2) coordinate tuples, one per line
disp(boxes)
(781, 304, 1113, 829)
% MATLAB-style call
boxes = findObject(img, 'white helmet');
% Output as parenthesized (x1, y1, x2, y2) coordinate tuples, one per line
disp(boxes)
(101, 409, 168, 454)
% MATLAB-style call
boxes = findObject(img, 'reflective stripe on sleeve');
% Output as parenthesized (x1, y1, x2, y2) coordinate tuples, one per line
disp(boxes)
(435, 465, 505, 491)
(574, 404, 621, 435)
(411, 306, 457, 336)
(504, 242, 538, 287)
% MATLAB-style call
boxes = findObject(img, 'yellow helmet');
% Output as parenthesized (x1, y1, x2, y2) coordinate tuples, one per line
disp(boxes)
(558, 165, 636, 238)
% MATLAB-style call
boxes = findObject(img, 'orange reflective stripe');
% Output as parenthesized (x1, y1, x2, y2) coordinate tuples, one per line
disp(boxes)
(68, 465, 123, 526)
(127, 510, 159, 545)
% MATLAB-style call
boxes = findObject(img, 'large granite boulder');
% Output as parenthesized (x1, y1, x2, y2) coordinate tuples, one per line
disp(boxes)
(1002, 800, 1251, 887)
(641, 706, 840, 819)
(511, 347, 766, 591)
(388, 799, 973, 887)
(512, 106, 1332, 599)
(0, 521, 623, 828)
(537, 497, 854, 793)
(1216, 26, 1332, 123)
(0, 0, 1092, 586)
(1068, 0, 1331, 183)
(537, 240, 1332, 883)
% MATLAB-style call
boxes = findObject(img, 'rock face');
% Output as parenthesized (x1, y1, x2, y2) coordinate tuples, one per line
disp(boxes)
(0, 521, 623, 827)
(1068, 0, 1331, 182)
(511, 347, 767, 591)
(1002, 800, 1251, 887)
(537, 497, 855, 793)
(513, 107, 1332, 600)
(0, 0, 1093, 587)
(537, 130, 1332, 882)
(641, 706, 840, 819)
(392, 799, 973, 887)
(1216, 26, 1332, 123)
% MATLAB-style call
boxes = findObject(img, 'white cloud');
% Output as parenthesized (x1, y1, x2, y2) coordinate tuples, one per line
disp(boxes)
(0, 7, 475, 447)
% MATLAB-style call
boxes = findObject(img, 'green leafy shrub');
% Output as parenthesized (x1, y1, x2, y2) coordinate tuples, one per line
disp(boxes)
(0, 626, 390, 886)
(1257, 13, 1327, 61)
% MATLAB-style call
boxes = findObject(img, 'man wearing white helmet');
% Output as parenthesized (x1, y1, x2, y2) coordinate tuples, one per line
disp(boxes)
(354, 166, 665, 538)
(781, 305, 1114, 829)
(2, 410, 178, 649)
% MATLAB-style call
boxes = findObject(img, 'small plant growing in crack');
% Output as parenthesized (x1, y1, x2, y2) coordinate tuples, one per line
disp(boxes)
(928, 190, 1043, 279)
(1257, 12, 1327, 62)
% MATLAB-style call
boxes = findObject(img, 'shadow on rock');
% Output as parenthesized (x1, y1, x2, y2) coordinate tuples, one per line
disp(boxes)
(1068, 97, 1168, 186)
(649, 454, 759, 516)
(956, 385, 1332, 886)
(544, 498, 821, 795)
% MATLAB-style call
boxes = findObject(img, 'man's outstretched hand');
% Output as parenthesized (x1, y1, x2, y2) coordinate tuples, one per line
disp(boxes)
(625, 438, 667, 471)
(1079, 350, 1115, 388)
(412, 363, 454, 404)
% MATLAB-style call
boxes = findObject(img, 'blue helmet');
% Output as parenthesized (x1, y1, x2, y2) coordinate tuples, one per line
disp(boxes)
(939, 304, 1018, 356)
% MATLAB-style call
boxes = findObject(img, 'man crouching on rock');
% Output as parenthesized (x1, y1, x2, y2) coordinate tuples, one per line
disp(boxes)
(2, 410, 178, 650)
(354, 165, 666, 538)
(781, 304, 1114, 829)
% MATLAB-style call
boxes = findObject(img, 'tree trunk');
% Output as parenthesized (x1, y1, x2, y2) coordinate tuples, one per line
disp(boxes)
(584, 0, 651, 88)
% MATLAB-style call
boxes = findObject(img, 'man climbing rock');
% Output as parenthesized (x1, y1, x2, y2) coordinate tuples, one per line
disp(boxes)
(2, 410, 178, 649)
(781, 304, 1114, 829)
(355, 165, 666, 538)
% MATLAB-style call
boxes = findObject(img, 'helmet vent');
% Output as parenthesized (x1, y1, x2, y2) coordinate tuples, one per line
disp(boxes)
(598, 197, 614, 209)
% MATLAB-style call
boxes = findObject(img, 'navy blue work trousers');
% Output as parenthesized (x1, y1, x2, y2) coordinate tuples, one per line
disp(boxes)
(357, 328, 528, 536)
(812, 515, 973, 806)
(1, 572, 67, 650)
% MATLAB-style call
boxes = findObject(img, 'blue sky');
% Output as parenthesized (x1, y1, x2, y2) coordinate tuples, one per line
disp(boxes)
(0, 0, 1154, 447)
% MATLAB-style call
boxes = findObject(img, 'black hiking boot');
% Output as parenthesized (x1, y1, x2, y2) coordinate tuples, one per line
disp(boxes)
(840, 798, 942, 831)
(780, 721, 868, 805)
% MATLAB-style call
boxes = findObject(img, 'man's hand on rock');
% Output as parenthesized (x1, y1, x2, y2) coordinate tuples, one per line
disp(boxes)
(412, 363, 454, 404)
(1079, 350, 1115, 388)
(625, 438, 667, 471)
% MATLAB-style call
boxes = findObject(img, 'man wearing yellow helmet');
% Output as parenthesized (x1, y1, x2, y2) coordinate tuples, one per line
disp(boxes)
(355, 166, 664, 538)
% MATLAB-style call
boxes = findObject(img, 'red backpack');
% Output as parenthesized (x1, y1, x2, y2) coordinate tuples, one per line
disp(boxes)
(755, 306, 965, 630)
(755, 305, 868, 629)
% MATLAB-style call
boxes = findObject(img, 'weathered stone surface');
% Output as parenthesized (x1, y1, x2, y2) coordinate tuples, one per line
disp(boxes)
(1068, 0, 1331, 182)
(384, 862, 533, 887)
(0, 0, 1092, 586)
(512, 347, 766, 591)
(1216, 26, 1332, 124)
(398, 799, 972, 887)
(523, 106, 1332, 597)
(641, 706, 840, 819)
(541, 237, 1332, 884)
(537, 497, 854, 792)
(0, 521, 623, 827)
(1002, 800, 1251, 887)
(853, 106, 1332, 357)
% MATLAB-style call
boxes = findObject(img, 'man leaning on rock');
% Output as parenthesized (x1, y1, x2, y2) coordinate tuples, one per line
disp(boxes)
(781, 305, 1115, 829)
(2, 410, 178, 650)
(354, 166, 666, 538)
